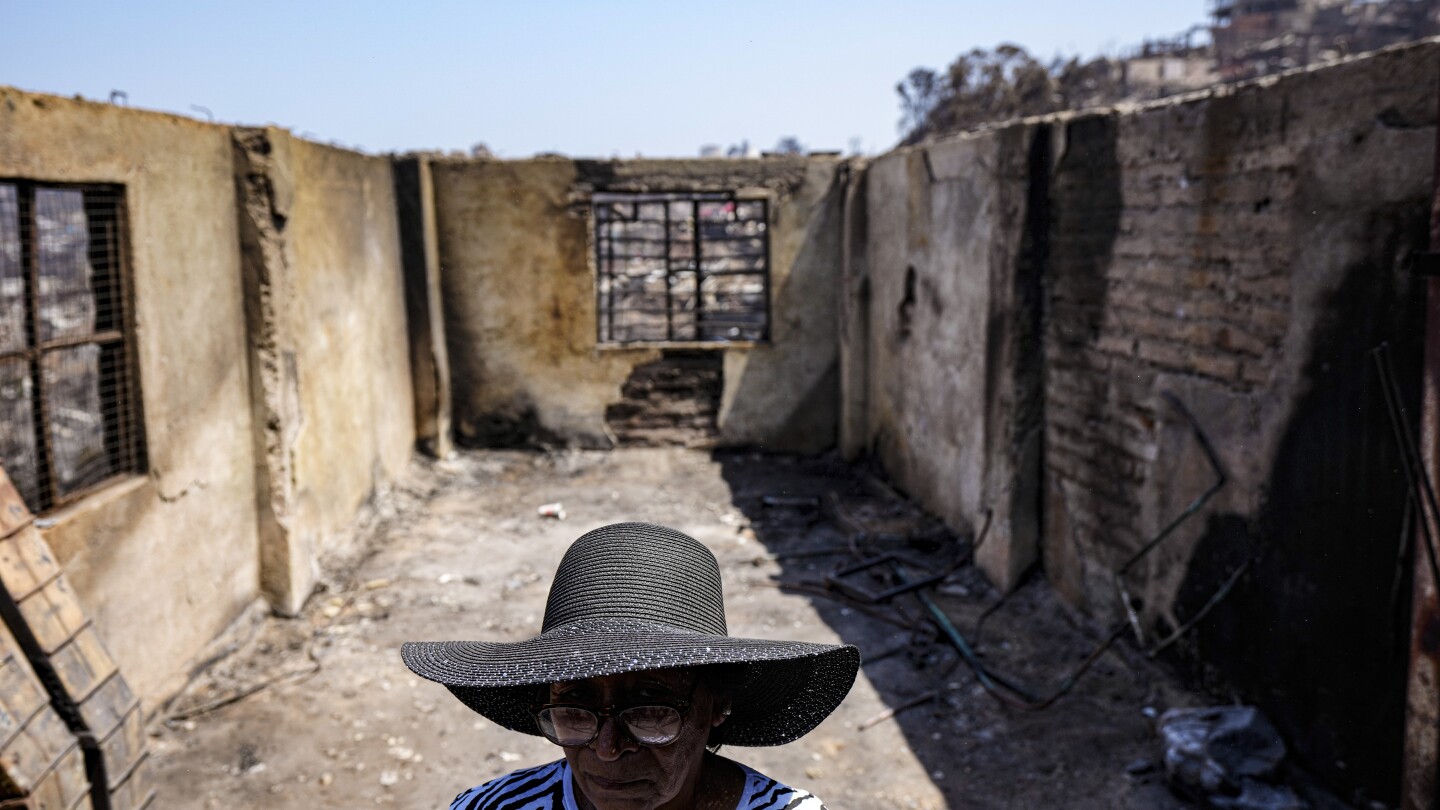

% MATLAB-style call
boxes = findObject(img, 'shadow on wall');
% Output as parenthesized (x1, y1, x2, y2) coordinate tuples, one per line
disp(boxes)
(1166, 203, 1428, 804)
(1041, 113, 1125, 608)
(720, 165, 849, 453)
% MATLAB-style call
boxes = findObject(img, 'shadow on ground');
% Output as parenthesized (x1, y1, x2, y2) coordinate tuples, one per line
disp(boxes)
(712, 449, 1192, 809)
(147, 448, 1201, 809)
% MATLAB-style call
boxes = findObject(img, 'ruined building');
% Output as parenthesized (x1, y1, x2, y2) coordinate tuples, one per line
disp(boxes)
(1211, 0, 1440, 78)
(0, 36, 1437, 807)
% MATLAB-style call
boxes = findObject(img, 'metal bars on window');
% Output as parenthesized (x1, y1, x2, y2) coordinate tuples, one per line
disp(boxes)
(0, 181, 145, 513)
(593, 192, 771, 345)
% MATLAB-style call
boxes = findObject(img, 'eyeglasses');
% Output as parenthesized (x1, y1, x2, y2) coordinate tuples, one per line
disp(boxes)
(534, 679, 699, 748)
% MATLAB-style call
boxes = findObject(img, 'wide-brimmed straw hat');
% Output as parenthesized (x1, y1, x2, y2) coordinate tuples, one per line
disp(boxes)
(402, 522, 860, 746)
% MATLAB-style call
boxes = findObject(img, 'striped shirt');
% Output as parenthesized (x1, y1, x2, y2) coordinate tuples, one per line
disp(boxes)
(448, 759, 828, 810)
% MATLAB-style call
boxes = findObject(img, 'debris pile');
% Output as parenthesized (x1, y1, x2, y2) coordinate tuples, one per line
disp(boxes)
(1159, 706, 1307, 810)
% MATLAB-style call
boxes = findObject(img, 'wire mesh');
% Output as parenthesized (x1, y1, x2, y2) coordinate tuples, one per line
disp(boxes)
(0, 181, 144, 512)
(594, 193, 770, 345)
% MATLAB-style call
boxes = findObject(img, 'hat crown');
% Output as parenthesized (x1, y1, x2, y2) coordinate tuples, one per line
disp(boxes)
(541, 523, 727, 635)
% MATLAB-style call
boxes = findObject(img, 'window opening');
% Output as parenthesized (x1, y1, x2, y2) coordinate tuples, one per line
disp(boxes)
(0, 181, 145, 512)
(593, 192, 770, 345)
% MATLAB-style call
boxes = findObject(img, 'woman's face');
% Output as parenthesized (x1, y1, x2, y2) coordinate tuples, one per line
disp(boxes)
(548, 668, 727, 810)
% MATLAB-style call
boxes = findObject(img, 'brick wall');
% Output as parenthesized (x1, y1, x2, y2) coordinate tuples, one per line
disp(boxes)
(1041, 43, 1436, 800)
(849, 40, 1440, 801)
(605, 351, 723, 447)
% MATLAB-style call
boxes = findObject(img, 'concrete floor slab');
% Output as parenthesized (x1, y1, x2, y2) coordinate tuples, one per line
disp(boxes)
(148, 449, 1192, 809)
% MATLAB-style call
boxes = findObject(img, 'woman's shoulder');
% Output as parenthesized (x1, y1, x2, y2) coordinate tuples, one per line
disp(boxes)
(734, 763, 828, 810)
(448, 760, 570, 810)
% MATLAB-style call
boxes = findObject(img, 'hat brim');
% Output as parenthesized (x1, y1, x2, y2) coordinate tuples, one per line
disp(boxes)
(401, 617, 860, 747)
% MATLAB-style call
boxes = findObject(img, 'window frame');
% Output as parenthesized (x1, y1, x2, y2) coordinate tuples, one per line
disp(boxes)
(0, 179, 146, 514)
(592, 191, 773, 347)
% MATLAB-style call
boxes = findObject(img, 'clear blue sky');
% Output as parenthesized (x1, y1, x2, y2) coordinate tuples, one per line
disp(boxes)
(3, 2, 1208, 157)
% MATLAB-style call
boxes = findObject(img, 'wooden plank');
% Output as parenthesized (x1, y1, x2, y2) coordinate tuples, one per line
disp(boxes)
(0, 469, 31, 539)
(14, 707, 71, 778)
(0, 469, 150, 810)
(0, 529, 58, 606)
(49, 627, 117, 705)
(0, 718, 89, 808)
(23, 767, 62, 810)
(48, 746, 86, 810)
(106, 751, 152, 810)
(75, 674, 135, 743)
(0, 721, 48, 796)
(0, 743, 88, 810)
(15, 580, 86, 656)
(0, 657, 50, 751)
(98, 707, 143, 792)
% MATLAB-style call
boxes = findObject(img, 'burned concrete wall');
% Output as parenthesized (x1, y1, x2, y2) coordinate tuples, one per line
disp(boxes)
(0, 88, 261, 703)
(849, 127, 1047, 590)
(0, 91, 418, 710)
(848, 41, 1437, 798)
(394, 156, 454, 459)
(1040, 42, 1436, 799)
(431, 156, 845, 452)
(234, 129, 415, 614)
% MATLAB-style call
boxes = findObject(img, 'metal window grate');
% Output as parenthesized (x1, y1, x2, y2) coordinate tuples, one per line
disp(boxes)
(0, 181, 145, 513)
(594, 192, 771, 345)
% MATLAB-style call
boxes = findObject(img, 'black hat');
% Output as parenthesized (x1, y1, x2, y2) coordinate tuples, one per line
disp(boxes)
(401, 522, 860, 746)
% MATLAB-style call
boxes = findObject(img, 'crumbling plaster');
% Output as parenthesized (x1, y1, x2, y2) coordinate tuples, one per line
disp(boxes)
(431, 155, 846, 453)
(235, 128, 415, 615)
(0, 44, 1434, 797)
(0, 91, 418, 706)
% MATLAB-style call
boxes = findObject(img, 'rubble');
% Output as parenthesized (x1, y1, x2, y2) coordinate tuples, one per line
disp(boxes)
(1159, 706, 1307, 809)
(148, 449, 1231, 808)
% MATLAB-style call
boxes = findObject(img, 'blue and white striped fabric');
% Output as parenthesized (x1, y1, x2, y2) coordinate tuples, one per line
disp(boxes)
(448, 759, 827, 810)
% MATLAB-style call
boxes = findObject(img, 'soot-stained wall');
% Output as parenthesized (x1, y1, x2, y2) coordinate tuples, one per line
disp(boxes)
(1041, 43, 1435, 799)
(847, 42, 1437, 800)
(0, 88, 261, 703)
(431, 156, 846, 453)
(846, 127, 1048, 590)
(0, 93, 419, 707)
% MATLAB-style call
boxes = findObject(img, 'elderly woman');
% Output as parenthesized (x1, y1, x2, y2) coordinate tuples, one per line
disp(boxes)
(403, 522, 859, 810)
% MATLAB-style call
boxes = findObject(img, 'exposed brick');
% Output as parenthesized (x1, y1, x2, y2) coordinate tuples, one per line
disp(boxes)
(1135, 338, 1191, 371)
(1190, 351, 1243, 382)
(1055, 486, 1148, 543)
(1236, 275, 1291, 301)
(1094, 334, 1135, 358)
(1047, 455, 1144, 508)
(1212, 324, 1272, 358)
(1240, 361, 1274, 386)
(1250, 303, 1290, 334)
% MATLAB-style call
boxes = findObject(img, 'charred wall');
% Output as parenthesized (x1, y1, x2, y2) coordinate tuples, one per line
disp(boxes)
(1040, 42, 1437, 801)
(849, 40, 1439, 800)
(0, 88, 261, 705)
(854, 125, 1048, 589)
(0, 89, 420, 710)
(605, 351, 723, 446)
(430, 156, 846, 453)
(234, 129, 416, 615)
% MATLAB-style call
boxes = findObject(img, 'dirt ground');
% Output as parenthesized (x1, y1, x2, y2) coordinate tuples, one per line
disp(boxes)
(147, 448, 1202, 809)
